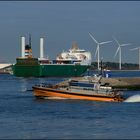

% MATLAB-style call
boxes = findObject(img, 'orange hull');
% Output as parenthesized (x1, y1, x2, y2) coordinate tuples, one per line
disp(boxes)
(33, 86, 124, 102)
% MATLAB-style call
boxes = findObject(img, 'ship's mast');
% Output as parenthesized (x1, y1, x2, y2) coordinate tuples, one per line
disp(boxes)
(29, 33, 31, 48)
(24, 34, 33, 58)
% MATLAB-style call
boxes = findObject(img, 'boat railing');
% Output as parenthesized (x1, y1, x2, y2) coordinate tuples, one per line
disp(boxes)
(35, 83, 68, 89)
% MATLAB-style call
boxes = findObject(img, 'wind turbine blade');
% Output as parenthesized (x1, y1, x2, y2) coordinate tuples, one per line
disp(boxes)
(94, 47, 98, 58)
(120, 43, 131, 47)
(114, 47, 120, 58)
(89, 32, 98, 44)
(130, 47, 139, 51)
(100, 41, 112, 45)
(112, 36, 120, 46)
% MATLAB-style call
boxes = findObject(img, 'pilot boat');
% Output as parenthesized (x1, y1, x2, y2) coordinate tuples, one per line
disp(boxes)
(32, 76, 125, 102)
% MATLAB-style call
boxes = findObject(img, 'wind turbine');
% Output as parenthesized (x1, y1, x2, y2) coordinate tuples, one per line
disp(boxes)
(130, 47, 140, 70)
(89, 32, 112, 70)
(113, 37, 131, 70)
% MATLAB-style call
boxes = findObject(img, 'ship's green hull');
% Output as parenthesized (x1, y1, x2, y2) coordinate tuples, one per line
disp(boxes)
(13, 65, 41, 77)
(13, 58, 41, 77)
(40, 64, 89, 77)
(13, 58, 90, 77)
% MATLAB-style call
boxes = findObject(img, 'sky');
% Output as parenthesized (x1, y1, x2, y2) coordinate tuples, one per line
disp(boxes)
(0, 1, 140, 64)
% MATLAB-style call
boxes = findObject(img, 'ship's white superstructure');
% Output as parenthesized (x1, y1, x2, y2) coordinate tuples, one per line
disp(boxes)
(56, 42, 91, 65)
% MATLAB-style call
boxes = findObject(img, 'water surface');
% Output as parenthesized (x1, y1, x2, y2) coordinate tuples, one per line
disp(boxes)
(0, 72, 140, 139)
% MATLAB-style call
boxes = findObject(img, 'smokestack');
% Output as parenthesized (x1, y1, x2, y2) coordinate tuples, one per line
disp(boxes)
(40, 37, 44, 58)
(21, 36, 25, 58)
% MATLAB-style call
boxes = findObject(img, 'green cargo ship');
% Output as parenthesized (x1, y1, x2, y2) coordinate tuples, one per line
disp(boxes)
(13, 36, 91, 77)
(13, 58, 90, 77)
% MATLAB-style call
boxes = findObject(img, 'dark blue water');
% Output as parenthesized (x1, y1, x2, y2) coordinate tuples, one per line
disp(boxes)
(0, 71, 140, 139)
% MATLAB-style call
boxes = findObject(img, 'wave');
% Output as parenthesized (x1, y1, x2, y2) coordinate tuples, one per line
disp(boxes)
(124, 94, 140, 103)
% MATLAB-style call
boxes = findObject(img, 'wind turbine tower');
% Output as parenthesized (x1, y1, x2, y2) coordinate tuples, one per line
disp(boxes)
(89, 32, 112, 70)
(113, 37, 131, 70)
(130, 47, 140, 70)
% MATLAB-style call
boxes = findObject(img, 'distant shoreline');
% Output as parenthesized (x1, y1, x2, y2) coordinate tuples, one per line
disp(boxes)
(91, 69, 140, 72)
(90, 61, 140, 71)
